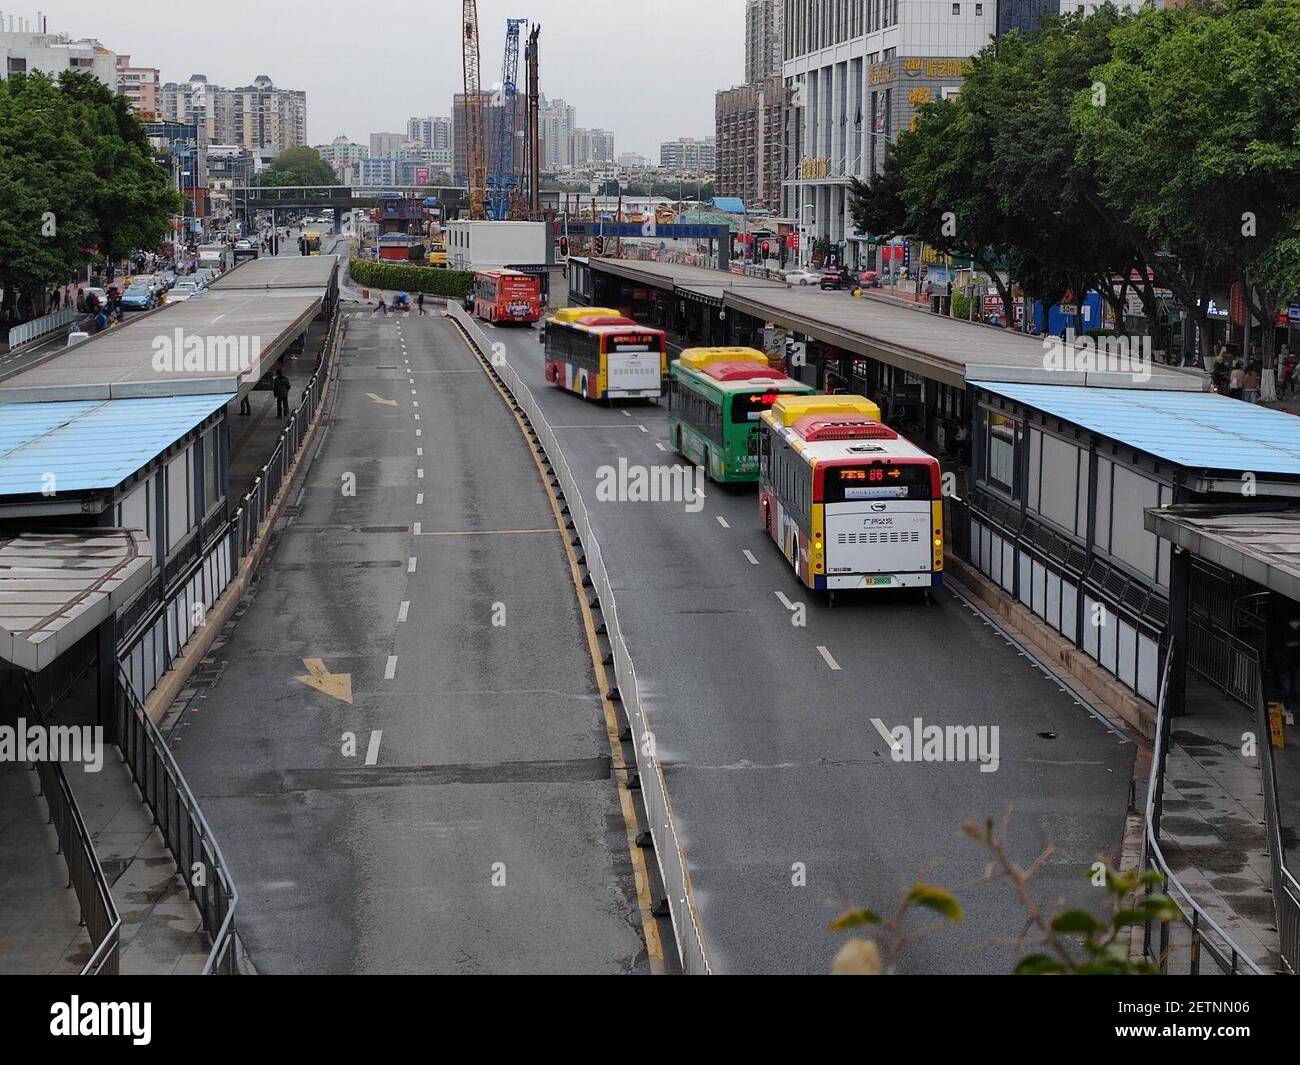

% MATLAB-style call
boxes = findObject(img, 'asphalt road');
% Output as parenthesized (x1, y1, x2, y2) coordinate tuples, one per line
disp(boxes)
(173, 314, 651, 974)
(484, 314, 1137, 974)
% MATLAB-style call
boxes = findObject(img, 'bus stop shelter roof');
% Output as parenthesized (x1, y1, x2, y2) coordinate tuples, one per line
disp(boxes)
(0, 394, 230, 499)
(589, 258, 1202, 390)
(0, 289, 319, 403)
(208, 254, 339, 291)
(0, 528, 152, 671)
(1145, 505, 1300, 605)
(972, 381, 1300, 477)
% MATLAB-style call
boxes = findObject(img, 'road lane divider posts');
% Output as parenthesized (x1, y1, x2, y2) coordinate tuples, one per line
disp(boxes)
(445, 304, 711, 976)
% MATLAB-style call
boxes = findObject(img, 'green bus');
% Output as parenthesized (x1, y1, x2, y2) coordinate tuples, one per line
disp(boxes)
(667, 347, 815, 483)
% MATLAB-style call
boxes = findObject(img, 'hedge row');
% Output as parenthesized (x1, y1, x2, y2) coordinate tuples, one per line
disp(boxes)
(349, 257, 475, 298)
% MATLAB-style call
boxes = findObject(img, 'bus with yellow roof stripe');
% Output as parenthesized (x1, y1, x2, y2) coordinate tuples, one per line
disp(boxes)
(667, 347, 814, 483)
(758, 395, 944, 598)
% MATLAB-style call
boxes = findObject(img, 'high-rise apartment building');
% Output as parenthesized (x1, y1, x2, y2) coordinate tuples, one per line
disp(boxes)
(745, 0, 784, 85)
(407, 116, 452, 151)
(716, 78, 784, 210)
(541, 96, 576, 169)
(160, 73, 306, 151)
(570, 128, 615, 166)
(115, 55, 160, 119)
(659, 137, 717, 175)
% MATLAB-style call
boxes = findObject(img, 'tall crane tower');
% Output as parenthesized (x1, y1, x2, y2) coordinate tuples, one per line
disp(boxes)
(488, 18, 527, 221)
(461, 1, 487, 220)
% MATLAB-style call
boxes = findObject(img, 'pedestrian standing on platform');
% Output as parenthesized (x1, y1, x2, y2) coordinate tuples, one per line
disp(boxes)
(273, 368, 291, 419)
(416, 293, 425, 316)
(376, 295, 388, 317)
(1229, 361, 1244, 399)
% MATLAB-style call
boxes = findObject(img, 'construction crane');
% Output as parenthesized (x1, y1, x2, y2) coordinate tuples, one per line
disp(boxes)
(461, 0, 487, 220)
(488, 18, 527, 221)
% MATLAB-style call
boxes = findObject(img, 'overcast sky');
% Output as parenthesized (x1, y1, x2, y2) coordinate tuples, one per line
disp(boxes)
(39, 1, 745, 156)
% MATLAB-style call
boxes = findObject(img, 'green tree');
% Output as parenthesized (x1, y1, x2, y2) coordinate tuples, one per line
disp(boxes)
(56, 70, 181, 265)
(256, 146, 339, 188)
(0, 74, 95, 319)
(1073, 0, 1300, 367)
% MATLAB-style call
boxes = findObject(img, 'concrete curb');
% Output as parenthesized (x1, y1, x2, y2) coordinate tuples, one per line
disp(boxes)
(141, 319, 342, 724)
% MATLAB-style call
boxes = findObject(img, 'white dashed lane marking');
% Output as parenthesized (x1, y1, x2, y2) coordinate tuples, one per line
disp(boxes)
(817, 646, 842, 671)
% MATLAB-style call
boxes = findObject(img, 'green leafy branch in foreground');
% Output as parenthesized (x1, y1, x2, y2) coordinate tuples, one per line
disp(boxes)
(830, 814, 1180, 975)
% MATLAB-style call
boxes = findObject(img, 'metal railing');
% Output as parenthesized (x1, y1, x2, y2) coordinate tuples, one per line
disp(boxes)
(231, 313, 336, 562)
(1142, 642, 1265, 974)
(1257, 688, 1300, 974)
(1187, 615, 1260, 711)
(447, 303, 712, 974)
(114, 667, 242, 973)
(6, 306, 79, 349)
(19, 679, 121, 974)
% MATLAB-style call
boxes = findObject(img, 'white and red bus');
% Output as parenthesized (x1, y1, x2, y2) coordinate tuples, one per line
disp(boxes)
(758, 395, 944, 597)
(543, 307, 667, 401)
(471, 268, 542, 325)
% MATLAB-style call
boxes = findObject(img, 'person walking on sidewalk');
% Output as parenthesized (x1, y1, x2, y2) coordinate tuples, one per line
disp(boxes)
(376, 294, 388, 317)
(416, 292, 425, 316)
(272, 368, 291, 419)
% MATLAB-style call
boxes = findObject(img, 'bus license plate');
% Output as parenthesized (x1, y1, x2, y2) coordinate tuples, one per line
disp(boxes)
(866, 576, 893, 586)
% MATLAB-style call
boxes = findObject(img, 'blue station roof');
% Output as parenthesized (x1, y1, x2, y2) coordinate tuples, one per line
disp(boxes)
(711, 196, 747, 214)
(0, 394, 230, 497)
(970, 381, 1300, 476)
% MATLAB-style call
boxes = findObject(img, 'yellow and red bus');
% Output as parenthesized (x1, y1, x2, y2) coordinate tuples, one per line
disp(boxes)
(471, 268, 542, 325)
(758, 395, 944, 597)
(543, 307, 667, 401)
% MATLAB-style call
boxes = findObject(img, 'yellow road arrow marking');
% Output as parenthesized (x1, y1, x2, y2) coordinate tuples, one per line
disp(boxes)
(366, 393, 398, 407)
(295, 657, 353, 704)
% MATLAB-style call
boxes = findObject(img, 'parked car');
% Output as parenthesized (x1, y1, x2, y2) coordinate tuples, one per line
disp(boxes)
(859, 270, 882, 288)
(168, 280, 201, 302)
(783, 269, 822, 286)
(235, 239, 252, 251)
(819, 270, 850, 290)
(192, 269, 216, 288)
(119, 282, 155, 311)
(81, 286, 108, 311)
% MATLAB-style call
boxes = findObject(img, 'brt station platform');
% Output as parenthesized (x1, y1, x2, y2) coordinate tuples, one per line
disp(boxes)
(577, 256, 1196, 461)
(0, 254, 339, 973)
(580, 254, 1300, 971)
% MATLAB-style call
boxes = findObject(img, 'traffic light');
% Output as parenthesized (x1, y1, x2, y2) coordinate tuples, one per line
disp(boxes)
(594, 235, 605, 256)
(760, 240, 771, 260)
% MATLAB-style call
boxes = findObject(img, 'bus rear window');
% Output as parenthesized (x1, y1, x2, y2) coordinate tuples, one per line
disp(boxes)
(823, 464, 934, 501)
(731, 390, 784, 423)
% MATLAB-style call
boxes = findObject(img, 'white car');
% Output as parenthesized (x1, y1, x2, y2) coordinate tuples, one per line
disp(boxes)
(235, 239, 252, 251)
(169, 280, 201, 302)
(783, 269, 822, 286)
